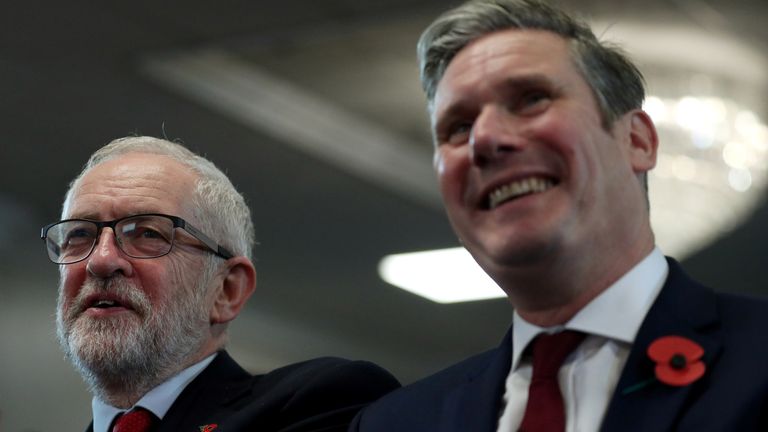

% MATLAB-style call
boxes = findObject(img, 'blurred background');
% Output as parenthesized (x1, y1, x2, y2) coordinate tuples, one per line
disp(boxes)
(2, 0, 768, 430)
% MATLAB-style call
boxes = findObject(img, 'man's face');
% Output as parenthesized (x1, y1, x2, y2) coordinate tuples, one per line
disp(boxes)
(56, 153, 215, 386)
(432, 29, 651, 283)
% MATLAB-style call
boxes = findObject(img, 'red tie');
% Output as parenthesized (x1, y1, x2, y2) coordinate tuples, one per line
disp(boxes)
(111, 408, 156, 432)
(519, 330, 586, 432)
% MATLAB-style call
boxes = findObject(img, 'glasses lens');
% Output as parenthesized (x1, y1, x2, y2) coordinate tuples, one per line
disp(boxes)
(116, 215, 175, 258)
(46, 220, 98, 264)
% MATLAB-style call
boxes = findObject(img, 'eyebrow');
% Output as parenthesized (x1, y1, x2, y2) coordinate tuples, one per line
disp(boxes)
(67, 209, 161, 220)
(504, 74, 558, 93)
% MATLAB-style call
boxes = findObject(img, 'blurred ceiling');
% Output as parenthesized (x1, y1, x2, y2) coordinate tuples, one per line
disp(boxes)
(2, 0, 768, 430)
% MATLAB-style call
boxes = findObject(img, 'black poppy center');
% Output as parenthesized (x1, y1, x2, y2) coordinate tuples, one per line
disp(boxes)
(669, 353, 687, 370)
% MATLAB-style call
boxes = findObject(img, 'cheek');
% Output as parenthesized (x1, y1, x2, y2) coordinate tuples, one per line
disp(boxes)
(126, 261, 174, 306)
(538, 117, 596, 181)
(60, 265, 86, 299)
(436, 148, 469, 198)
(153, 257, 207, 303)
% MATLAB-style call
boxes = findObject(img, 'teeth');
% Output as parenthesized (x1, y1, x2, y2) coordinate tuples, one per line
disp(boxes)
(93, 300, 117, 308)
(488, 177, 555, 209)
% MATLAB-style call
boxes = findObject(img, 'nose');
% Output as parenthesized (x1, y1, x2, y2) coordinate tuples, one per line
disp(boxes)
(469, 105, 519, 166)
(85, 228, 133, 278)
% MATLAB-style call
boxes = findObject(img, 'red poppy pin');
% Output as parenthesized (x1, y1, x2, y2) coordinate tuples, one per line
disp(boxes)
(622, 335, 706, 395)
(199, 425, 218, 432)
(647, 335, 706, 386)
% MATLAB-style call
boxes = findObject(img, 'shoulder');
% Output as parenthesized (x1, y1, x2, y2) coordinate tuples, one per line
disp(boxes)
(713, 290, 768, 319)
(681, 292, 768, 429)
(256, 356, 400, 401)
(172, 352, 399, 431)
(710, 291, 768, 348)
(667, 257, 768, 330)
(664, 257, 768, 322)
(351, 347, 504, 431)
(229, 356, 400, 431)
(394, 347, 502, 394)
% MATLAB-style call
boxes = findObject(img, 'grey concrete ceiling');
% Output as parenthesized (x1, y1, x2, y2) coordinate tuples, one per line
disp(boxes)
(2, 0, 768, 430)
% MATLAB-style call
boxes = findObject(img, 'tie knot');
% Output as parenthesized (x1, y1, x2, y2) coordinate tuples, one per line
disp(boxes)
(112, 408, 156, 432)
(530, 330, 586, 379)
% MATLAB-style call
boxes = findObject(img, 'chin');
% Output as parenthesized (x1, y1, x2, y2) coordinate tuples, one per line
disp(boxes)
(64, 315, 143, 365)
(471, 230, 563, 271)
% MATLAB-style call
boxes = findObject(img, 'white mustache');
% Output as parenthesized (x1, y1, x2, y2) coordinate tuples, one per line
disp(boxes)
(69, 277, 151, 320)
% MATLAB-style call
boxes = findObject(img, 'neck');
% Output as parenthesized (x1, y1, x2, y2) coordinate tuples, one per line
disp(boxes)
(96, 386, 151, 409)
(498, 236, 655, 327)
(90, 372, 163, 409)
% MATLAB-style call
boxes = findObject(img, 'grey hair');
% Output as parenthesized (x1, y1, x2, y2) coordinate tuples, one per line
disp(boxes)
(62, 136, 255, 263)
(418, 0, 646, 128)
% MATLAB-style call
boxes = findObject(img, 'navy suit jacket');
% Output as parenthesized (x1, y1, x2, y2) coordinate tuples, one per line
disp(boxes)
(351, 259, 768, 431)
(87, 351, 400, 432)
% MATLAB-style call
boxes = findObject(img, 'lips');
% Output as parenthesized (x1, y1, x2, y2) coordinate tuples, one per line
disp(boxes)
(91, 299, 123, 309)
(486, 176, 557, 209)
(80, 292, 136, 315)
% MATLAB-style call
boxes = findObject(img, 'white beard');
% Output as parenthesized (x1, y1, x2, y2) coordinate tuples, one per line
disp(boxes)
(56, 274, 211, 401)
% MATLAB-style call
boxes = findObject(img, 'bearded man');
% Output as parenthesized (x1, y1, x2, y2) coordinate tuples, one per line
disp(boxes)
(44, 136, 398, 431)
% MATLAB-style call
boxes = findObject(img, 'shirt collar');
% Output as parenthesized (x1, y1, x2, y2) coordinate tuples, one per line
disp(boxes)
(511, 248, 668, 371)
(92, 353, 217, 432)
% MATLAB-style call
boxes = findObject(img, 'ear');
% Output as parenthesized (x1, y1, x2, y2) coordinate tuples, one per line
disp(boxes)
(626, 109, 658, 174)
(209, 256, 257, 325)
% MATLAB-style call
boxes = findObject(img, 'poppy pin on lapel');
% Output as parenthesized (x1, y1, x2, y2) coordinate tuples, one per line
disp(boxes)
(199, 425, 218, 432)
(647, 335, 706, 385)
(623, 335, 706, 395)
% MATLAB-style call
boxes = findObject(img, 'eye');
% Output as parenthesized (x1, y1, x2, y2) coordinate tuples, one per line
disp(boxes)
(137, 228, 165, 239)
(516, 90, 552, 115)
(65, 227, 96, 246)
(120, 222, 170, 243)
(449, 122, 473, 144)
(439, 120, 473, 146)
(68, 228, 93, 238)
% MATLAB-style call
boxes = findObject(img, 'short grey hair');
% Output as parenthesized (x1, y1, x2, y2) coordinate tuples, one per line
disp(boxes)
(62, 136, 255, 262)
(418, 0, 646, 128)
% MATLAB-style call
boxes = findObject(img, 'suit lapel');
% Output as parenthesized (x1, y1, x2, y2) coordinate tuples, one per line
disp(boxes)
(600, 258, 723, 432)
(441, 328, 512, 432)
(158, 351, 254, 431)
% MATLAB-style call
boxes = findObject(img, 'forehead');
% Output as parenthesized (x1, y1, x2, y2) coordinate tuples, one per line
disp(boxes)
(65, 153, 198, 219)
(433, 29, 579, 111)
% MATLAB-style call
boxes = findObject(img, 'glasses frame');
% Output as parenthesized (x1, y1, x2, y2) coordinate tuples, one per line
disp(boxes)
(40, 213, 234, 264)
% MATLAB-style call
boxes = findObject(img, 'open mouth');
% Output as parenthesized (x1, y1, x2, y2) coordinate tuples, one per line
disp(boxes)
(90, 299, 124, 309)
(487, 176, 557, 209)
(82, 295, 134, 314)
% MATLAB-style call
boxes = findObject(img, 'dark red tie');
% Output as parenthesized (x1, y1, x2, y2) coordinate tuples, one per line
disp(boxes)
(111, 408, 156, 432)
(519, 330, 586, 432)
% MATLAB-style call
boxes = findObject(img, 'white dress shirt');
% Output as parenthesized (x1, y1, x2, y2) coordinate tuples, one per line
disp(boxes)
(497, 248, 668, 432)
(92, 353, 216, 432)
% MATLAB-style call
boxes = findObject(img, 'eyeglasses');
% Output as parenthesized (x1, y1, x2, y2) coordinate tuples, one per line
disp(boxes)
(40, 213, 234, 265)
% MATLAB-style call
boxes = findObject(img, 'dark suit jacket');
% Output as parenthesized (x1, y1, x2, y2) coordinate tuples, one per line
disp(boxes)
(87, 351, 400, 432)
(351, 258, 768, 431)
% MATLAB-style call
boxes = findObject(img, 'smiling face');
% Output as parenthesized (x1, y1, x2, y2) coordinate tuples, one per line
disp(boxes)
(55, 153, 218, 397)
(432, 29, 656, 301)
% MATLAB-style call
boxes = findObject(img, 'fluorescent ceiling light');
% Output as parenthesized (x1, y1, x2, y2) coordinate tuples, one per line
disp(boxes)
(378, 248, 505, 304)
